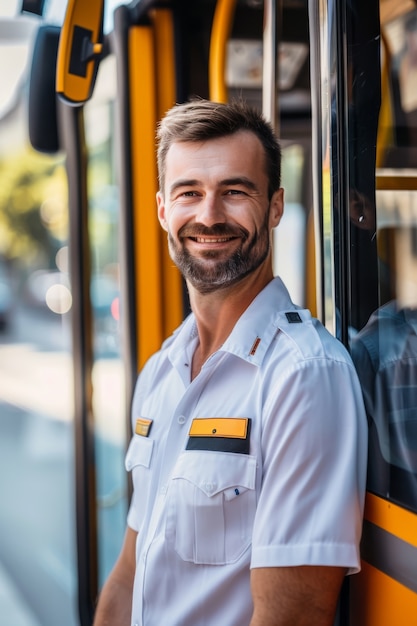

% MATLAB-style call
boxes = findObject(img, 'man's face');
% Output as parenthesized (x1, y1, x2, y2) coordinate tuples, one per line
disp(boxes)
(157, 131, 283, 294)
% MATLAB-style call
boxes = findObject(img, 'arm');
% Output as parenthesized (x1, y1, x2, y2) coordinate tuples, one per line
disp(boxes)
(93, 526, 138, 626)
(250, 565, 346, 626)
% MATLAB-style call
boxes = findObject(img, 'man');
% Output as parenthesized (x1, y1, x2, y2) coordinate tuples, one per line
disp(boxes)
(93, 99, 367, 626)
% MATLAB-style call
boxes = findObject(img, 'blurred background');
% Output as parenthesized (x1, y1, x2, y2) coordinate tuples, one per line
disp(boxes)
(0, 2, 127, 624)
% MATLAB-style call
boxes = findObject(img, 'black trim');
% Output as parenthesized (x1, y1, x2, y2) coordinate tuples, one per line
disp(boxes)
(21, 0, 45, 16)
(28, 25, 61, 153)
(69, 26, 94, 77)
(333, 0, 351, 347)
(113, 6, 139, 498)
(128, 0, 171, 23)
(187, 419, 251, 455)
(58, 103, 98, 626)
(361, 520, 417, 593)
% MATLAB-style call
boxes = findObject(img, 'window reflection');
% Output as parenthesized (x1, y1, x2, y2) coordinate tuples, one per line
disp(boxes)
(351, 221, 417, 508)
(349, 7, 417, 511)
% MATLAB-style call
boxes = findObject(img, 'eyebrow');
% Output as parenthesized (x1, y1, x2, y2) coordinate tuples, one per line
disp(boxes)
(220, 177, 258, 191)
(169, 179, 200, 196)
(169, 176, 259, 196)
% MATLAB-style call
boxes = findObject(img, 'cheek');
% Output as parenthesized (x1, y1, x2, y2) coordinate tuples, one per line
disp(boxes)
(166, 204, 196, 231)
(164, 213, 185, 239)
(253, 212, 270, 234)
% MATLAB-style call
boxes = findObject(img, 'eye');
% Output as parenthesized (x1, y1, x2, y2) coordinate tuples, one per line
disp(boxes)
(226, 189, 245, 196)
(181, 190, 199, 197)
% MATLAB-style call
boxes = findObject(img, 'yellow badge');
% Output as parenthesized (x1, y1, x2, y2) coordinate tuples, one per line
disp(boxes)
(189, 417, 248, 439)
(135, 418, 153, 437)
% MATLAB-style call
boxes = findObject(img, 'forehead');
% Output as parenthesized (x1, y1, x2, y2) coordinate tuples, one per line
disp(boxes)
(164, 131, 267, 186)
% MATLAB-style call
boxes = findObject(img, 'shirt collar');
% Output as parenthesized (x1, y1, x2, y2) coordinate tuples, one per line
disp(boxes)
(168, 277, 296, 369)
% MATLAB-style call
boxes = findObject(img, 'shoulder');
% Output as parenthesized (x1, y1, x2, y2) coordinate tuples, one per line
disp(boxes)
(272, 308, 353, 366)
(259, 310, 366, 441)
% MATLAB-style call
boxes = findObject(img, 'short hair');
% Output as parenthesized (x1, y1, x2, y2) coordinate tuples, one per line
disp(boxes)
(156, 99, 281, 199)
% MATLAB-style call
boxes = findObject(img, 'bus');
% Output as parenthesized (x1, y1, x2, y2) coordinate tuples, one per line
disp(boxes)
(0, 0, 416, 624)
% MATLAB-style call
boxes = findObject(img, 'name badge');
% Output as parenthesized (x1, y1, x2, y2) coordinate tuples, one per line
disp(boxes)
(187, 417, 251, 454)
(135, 417, 153, 437)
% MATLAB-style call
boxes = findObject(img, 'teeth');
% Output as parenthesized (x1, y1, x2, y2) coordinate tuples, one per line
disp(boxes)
(195, 237, 231, 243)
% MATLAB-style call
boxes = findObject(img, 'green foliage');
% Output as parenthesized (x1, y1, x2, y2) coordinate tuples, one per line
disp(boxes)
(0, 148, 68, 265)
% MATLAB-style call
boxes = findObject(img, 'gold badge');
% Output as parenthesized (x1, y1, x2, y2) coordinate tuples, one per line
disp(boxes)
(189, 417, 248, 439)
(135, 418, 153, 437)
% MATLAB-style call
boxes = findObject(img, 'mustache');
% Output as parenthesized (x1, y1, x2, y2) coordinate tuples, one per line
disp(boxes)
(178, 223, 249, 240)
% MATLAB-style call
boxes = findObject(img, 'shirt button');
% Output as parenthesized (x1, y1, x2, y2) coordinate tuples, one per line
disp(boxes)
(178, 415, 186, 424)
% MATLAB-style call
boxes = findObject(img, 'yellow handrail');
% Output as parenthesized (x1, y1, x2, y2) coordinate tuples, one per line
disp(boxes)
(152, 8, 184, 342)
(209, 0, 237, 103)
(129, 25, 163, 368)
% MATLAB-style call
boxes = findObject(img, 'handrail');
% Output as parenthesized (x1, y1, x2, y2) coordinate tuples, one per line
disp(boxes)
(376, 170, 417, 191)
(209, 0, 237, 102)
(307, 0, 325, 324)
(262, 0, 279, 128)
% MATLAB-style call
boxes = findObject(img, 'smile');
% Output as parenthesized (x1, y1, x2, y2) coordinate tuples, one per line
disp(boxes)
(190, 236, 237, 243)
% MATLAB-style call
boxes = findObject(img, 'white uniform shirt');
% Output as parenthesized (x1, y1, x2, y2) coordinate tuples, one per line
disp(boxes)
(125, 277, 368, 626)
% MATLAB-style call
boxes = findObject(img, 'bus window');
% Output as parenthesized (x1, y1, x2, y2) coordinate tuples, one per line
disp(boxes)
(350, 5, 417, 514)
(0, 16, 78, 626)
(274, 142, 311, 306)
(223, 1, 312, 308)
(309, 0, 417, 621)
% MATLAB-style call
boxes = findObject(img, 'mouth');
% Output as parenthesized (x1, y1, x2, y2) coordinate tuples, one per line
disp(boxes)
(177, 224, 248, 252)
(190, 236, 238, 244)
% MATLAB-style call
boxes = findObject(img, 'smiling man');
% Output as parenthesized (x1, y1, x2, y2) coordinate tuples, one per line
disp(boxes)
(93, 99, 368, 626)
(159, 131, 279, 295)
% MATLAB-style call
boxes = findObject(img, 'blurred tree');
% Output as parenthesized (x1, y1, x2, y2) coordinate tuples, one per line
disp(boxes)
(0, 148, 68, 266)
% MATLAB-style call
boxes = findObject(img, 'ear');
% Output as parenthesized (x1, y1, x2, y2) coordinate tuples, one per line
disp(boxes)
(156, 191, 168, 231)
(269, 187, 284, 228)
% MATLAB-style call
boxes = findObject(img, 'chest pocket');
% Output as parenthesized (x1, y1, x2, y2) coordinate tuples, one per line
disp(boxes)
(165, 450, 257, 565)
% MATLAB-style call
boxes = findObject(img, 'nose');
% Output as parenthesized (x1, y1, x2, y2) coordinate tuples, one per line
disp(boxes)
(196, 193, 227, 227)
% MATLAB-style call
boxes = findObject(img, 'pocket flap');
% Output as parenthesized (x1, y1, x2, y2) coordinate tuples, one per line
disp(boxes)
(125, 435, 154, 471)
(171, 451, 256, 497)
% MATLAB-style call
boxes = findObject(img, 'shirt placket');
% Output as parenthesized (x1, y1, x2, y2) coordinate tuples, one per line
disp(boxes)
(135, 353, 225, 625)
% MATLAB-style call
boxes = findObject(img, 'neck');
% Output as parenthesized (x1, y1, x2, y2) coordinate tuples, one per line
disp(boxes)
(189, 264, 274, 379)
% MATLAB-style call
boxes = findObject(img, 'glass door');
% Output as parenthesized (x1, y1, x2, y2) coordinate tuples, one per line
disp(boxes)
(83, 54, 128, 589)
(309, 0, 417, 622)
(0, 12, 77, 626)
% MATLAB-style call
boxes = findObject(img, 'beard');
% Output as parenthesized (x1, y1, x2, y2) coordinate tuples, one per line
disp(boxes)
(167, 211, 271, 295)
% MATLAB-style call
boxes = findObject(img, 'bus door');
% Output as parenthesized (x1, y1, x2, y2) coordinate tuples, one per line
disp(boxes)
(0, 11, 78, 626)
(27, 3, 133, 623)
(52, 0, 315, 622)
(26, 0, 316, 623)
(309, 0, 417, 623)
(48, 1, 185, 622)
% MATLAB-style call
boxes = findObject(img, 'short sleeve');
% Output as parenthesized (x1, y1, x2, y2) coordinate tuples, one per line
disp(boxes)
(251, 357, 368, 574)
